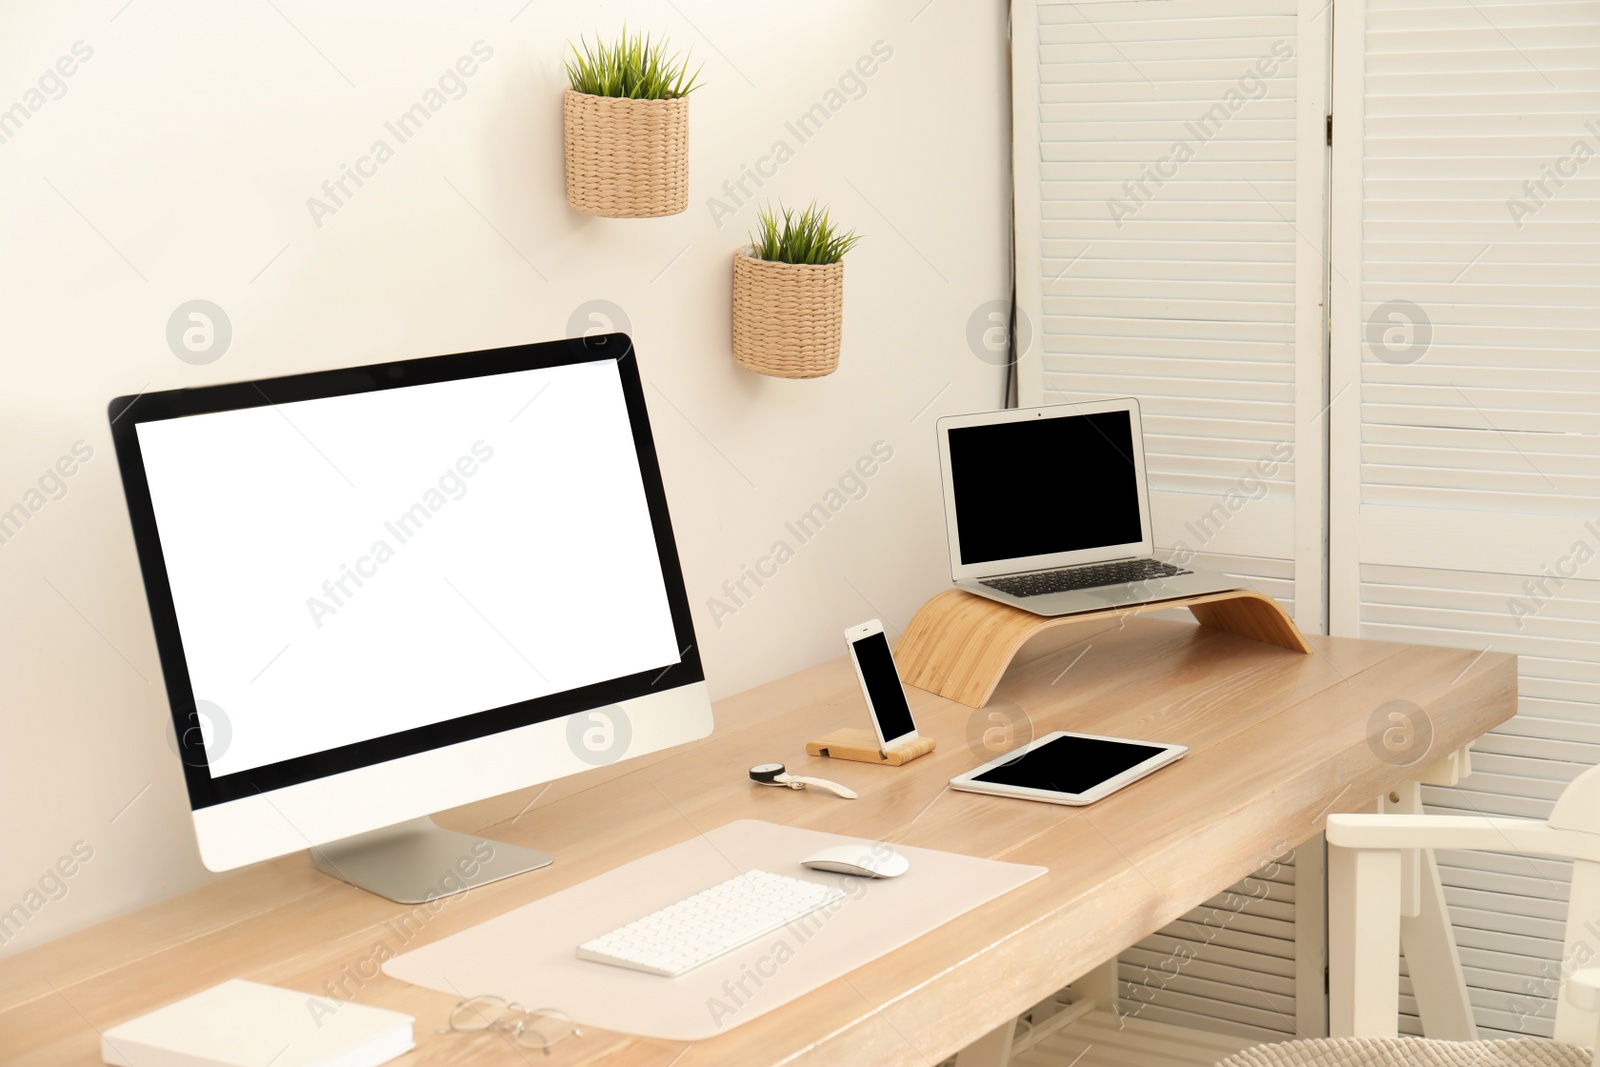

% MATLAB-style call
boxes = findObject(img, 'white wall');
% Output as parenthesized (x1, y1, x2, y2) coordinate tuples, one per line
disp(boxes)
(0, 1, 1011, 955)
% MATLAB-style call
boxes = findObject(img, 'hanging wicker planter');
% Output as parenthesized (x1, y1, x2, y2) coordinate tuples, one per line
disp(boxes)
(562, 90, 689, 218)
(731, 247, 845, 379)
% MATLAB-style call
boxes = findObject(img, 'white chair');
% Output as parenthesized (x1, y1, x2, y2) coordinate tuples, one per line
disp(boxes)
(1218, 764, 1600, 1067)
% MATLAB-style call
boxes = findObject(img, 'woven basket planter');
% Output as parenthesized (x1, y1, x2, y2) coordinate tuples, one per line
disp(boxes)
(731, 248, 845, 379)
(562, 89, 688, 218)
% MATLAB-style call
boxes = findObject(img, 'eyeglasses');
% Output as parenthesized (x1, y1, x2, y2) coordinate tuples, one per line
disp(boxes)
(438, 996, 582, 1055)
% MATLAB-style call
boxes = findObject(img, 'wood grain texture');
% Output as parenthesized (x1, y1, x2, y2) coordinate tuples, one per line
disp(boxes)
(0, 617, 1514, 1067)
(805, 728, 938, 766)
(896, 589, 1313, 708)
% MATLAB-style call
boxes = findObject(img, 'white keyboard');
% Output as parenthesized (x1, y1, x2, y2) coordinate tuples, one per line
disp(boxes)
(576, 869, 847, 977)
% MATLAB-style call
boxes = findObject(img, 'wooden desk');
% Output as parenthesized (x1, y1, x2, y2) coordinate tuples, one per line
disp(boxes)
(0, 616, 1515, 1066)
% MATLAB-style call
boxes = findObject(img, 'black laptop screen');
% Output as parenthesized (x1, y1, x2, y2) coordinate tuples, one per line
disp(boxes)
(947, 410, 1143, 566)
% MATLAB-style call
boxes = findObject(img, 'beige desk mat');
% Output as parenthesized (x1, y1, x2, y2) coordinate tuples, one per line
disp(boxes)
(384, 819, 1046, 1041)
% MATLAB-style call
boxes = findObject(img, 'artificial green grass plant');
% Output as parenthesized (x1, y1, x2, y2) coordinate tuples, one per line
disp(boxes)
(750, 202, 862, 265)
(565, 28, 702, 99)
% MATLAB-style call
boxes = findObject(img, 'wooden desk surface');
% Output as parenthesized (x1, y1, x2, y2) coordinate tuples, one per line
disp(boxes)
(0, 616, 1516, 1066)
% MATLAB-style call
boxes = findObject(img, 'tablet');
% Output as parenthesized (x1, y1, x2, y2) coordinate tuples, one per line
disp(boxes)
(949, 730, 1187, 806)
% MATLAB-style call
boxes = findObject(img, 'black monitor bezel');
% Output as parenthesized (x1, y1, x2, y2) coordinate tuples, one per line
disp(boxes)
(108, 334, 705, 811)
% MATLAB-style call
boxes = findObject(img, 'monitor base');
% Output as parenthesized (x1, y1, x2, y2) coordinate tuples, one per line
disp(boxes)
(309, 816, 552, 904)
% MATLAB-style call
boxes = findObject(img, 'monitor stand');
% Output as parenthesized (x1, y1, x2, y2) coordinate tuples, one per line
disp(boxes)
(309, 817, 553, 904)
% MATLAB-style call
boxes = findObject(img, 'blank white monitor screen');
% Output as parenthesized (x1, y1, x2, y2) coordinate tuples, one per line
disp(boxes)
(134, 358, 681, 779)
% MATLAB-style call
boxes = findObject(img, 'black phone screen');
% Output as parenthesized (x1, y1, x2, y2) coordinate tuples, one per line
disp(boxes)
(851, 631, 916, 743)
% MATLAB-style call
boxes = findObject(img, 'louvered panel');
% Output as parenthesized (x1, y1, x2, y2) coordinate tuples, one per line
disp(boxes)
(1022, 0, 1313, 571)
(1361, 573, 1600, 616)
(1443, 849, 1573, 879)
(1039, 7, 1299, 36)
(1364, 427, 1600, 495)
(1362, 284, 1600, 310)
(1364, 405, 1596, 437)
(1454, 924, 1564, 960)
(1474, 730, 1600, 764)
(1119, 849, 1304, 1041)
(1122, 948, 1298, 993)
(1366, 117, 1599, 141)
(1156, 447, 1296, 482)
(1012, 1011, 1258, 1067)
(1372, 71, 1600, 97)
(1360, 241, 1599, 263)
(1360, 479, 1598, 511)
(1465, 752, 1595, 785)
(1360, 610, 1600, 658)
(1494, 712, 1600, 745)
(1447, 885, 1570, 926)
(1039, 0, 1292, 21)
(1365, 262, 1600, 284)
(1432, 774, 1572, 808)
(1041, 59, 1302, 88)
(1041, 37, 1297, 63)
(1371, 2, 1600, 32)
(1400, 975, 1569, 1016)
(1347, 0, 1600, 523)
(1045, 319, 1292, 345)
(1163, 551, 1296, 613)
(1428, 788, 1559, 822)
(1125, 986, 1300, 1034)
(1135, 932, 1297, 976)
(1120, 965, 1298, 1013)
(1362, 191, 1600, 216)
(1399, 982, 1566, 1040)
(1046, 100, 1300, 122)
(1456, 943, 1571, 980)
(1043, 237, 1296, 260)
(1041, 295, 1297, 322)
(1364, 38, 1597, 74)
(1367, 71, 1600, 100)
(1049, 367, 1291, 400)
(1358, 562, 1600, 1041)
(1360, 480, 1599, 515)
(1018, 0, 1328, 1040)
(1041, 120, 1300, 148)
(1175, 910, 1296, 940)
(1437, 857, 1573, 899)
(1357, 565, 1600, 720)
(1045, 277, 1297, 300)
(1118, 1003, 1292, 1043)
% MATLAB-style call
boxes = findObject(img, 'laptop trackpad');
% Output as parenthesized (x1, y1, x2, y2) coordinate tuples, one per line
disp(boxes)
(1090, 582, 1168, 605)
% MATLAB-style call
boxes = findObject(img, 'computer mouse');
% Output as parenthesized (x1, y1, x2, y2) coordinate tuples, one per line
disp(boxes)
(800, 843, 910, 879)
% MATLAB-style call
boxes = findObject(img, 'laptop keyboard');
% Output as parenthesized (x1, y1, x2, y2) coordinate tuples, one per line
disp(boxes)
(980, 558, 1190, 598)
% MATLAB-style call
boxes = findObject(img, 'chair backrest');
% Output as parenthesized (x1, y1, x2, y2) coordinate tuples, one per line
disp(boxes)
(1548, 763, 1600, 1046)
(1327, 761, 1600, 1047)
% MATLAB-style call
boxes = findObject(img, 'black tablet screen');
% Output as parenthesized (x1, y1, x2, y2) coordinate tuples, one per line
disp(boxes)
(971, 734, 1168, 794)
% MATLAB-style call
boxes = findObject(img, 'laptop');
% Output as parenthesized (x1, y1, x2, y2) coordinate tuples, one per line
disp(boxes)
(935, 398, 1241, 616)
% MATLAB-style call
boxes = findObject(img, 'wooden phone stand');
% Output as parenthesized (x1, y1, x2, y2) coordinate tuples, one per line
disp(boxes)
(805, 728, 937, 766)
(893, 588, 1312, 709)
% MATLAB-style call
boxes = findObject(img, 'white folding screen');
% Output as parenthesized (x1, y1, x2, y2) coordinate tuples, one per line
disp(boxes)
(1329, 0, 1600, 1040)
(1011, 0, 1333, 1039)
(1117, 845, 1328, 1042)
(1014, 0, 1600, 1041)
(1012, 0, 1332, 628)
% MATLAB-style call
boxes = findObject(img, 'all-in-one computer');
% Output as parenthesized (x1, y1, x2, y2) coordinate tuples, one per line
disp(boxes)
(109, 334, 711, 903)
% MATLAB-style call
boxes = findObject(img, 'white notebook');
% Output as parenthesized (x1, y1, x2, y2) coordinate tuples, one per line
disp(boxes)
(101, 979, 413, 1067)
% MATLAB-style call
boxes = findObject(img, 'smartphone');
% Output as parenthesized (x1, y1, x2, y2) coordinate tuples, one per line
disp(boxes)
(845, 620, 920, 755)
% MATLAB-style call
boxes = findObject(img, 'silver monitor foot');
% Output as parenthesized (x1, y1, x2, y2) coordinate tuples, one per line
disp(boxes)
(309, 816, 552, 904)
